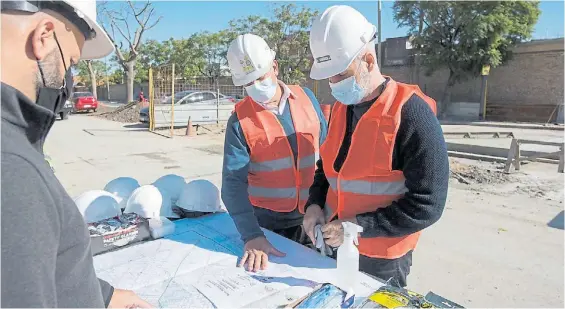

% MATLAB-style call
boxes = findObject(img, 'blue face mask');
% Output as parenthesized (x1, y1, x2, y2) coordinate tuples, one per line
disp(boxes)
(329, 75, 366, 105)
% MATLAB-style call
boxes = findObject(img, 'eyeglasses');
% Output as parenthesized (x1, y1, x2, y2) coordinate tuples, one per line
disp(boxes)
(0, 1, 96, 41)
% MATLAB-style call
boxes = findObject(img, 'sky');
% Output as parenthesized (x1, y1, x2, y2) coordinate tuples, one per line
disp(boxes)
(99, 0, 565, 64)
(129, 0, 565, 42)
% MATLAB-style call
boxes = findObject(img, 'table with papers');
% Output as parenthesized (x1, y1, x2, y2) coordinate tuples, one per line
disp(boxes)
(93, 212, 385, 308)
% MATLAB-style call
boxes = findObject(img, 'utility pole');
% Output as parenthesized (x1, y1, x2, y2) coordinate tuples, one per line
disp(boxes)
(377, 0, 382, 67)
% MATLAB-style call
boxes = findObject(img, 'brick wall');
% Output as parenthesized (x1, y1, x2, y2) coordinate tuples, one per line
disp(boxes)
(306, 38, 564, 123)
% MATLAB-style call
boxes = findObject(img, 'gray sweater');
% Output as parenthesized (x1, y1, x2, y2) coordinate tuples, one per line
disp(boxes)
(1, 83, 113, 307)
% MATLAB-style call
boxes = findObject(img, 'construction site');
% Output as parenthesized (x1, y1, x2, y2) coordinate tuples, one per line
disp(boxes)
(3, 0, 564, 308)
(42, 104, 564, 308)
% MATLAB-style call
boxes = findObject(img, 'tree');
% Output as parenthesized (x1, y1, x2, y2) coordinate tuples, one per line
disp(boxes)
(226, 4, 319, 84)
(393, 1, 540, 117)
(137, 38, 203, 79)
(189, 31, 232, 87)
(108, 69, 124, 84)
(99, 1, 161, 102)
(76, 60, 108, 99)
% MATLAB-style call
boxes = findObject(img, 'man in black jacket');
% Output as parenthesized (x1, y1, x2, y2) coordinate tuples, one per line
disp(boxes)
(1, 1, 150, 307)
(304, 5, 449, 287)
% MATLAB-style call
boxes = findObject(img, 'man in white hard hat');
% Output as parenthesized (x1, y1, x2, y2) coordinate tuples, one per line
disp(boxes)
(304, 5, 449, 287)
(1, 1, 150, 307)
(222, 33, 328, 271)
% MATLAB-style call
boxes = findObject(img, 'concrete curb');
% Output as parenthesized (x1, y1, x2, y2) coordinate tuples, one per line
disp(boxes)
(441, 121, 564, 131)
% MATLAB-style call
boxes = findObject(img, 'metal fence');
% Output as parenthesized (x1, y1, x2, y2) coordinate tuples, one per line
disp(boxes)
(148, 64, 245, 138)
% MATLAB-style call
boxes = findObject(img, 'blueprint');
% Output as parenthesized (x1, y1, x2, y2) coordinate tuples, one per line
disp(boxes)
(94, 213, 384, 308)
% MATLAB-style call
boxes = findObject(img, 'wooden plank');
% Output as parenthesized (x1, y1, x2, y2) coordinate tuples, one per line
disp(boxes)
(514, 140, 521, 171)
(504, 138, 518, 173)
(559, 147, 564, 173)
(521, 151, 562, 162)
(443, 131, 514, 138)
(516, 139, 564, 147)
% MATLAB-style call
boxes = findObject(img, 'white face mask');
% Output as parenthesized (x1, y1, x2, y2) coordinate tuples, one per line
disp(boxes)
(245, 77, 277, 104)
(329, 59, 369, 105)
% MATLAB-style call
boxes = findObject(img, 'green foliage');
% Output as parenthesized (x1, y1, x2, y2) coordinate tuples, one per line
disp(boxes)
(108, 69, 124, 84)
(393, 1, 541, 85)
(76, 60, 108, 85)
(225, 3, 319, 84)
(110, 3, 318, 86)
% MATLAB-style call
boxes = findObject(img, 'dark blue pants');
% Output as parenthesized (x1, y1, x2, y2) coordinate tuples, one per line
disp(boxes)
(359, 250, 413, 288)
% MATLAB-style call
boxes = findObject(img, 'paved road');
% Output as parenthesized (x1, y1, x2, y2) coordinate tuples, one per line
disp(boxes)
(45, 115, 564, 308)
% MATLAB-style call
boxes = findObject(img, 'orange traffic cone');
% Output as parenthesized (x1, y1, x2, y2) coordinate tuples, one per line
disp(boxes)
(186, 117, 196, 137)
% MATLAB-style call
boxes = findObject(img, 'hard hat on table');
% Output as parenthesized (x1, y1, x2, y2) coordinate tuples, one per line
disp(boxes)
(309, 5, 377, 80)
(74, 190, 121, 223)
(227, 34, 276, 86)
(0, 0, 114, 59)
(152, 174, 186, 204)
(124, 185, 162, 219)
(104, 177, 140, 210)
(177, 179, 222, 213)
(154, 186, 181, 219)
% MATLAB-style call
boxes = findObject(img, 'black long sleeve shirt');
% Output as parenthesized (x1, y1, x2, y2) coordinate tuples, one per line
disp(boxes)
(306, 85, 449, 238)
(1, 83, 114, 308)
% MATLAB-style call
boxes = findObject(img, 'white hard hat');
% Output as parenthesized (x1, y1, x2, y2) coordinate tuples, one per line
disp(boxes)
(155, 186, 180, 219)
(104, 177, 140, 210)
(227, 34, 276, 86)
(0, 1, 114, 59)
(177, 179, 222, 213)
(62, 0, 115, 59)
(73, 190, 121, 223)
(124, 185, 162, 219)
(152, 174, 186, 203)
(309, 5, 377, 80)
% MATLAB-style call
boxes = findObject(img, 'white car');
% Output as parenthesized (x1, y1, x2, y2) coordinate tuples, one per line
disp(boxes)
(140, 90, 237, 125)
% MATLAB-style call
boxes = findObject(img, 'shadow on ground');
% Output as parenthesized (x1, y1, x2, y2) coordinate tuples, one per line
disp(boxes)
(124, 123, 149, 129)
(547, 210, 564, 230)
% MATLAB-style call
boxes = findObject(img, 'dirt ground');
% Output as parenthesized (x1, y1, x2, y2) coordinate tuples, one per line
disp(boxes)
(44, 115, 564, 308)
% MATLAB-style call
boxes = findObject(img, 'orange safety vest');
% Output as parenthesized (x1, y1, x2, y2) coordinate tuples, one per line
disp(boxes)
(235, 85, 321, 213)
(321, 78, 437, 259)
(320, 104, 331, 123)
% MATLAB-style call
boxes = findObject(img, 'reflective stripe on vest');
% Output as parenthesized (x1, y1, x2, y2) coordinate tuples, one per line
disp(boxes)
(326, 177, 408, 196)
(249, 156, 294, 172)
(320, 78, 437, 259)
(235, 85, 321, 213)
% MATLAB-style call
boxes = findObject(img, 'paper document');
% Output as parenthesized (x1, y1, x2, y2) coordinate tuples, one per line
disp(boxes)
(94, 213, 383, 308)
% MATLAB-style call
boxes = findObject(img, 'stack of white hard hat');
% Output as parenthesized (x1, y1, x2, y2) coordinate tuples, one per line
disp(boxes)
(155, 187, 180, 219)
(227, 33, 276, 86)
(104, 177, 140, 210)
(153, 174, 186, 204)
(177, 179, 222, 213)
(309, 5, 377, 80)
(124, 185, 162, 219)
(153, 174, 186, 218)
(74, 190, 121, 223)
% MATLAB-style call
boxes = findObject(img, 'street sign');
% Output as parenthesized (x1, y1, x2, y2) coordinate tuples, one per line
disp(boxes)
(481, 64, 491, 76)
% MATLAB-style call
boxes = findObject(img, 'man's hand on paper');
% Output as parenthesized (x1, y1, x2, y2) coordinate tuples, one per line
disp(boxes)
(239, 236, 285, 272)
(303, 204, 326, 244)
(108, 289, 152, 308)
(321, 217, 358, 247)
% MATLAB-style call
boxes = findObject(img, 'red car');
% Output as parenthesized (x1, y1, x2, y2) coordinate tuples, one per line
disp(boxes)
(72, 92, 99, 113)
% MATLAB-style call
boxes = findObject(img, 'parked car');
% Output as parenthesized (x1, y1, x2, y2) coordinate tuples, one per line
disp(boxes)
(139, 90, 237, 125)
(72, 92, 99, 113)
(59, 99, 73, 120)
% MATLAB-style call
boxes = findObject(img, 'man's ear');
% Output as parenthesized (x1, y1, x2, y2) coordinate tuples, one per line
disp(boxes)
(273, 60, 279, 76)
(365, 52, 376, 72)
(31, 18, 56, 61)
